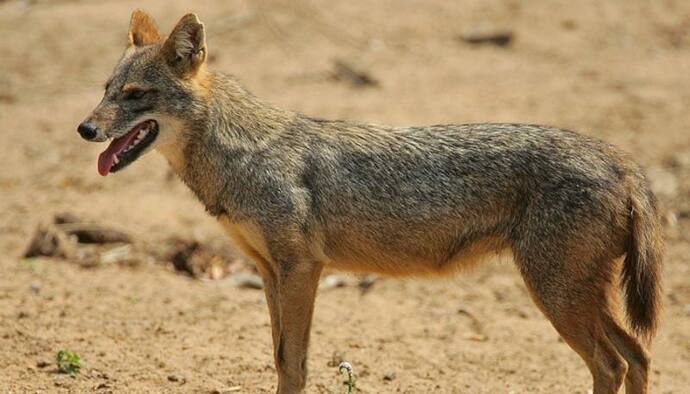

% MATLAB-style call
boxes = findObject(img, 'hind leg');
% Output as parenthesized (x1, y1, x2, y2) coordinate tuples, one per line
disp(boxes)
(515, 254, 628, 394)
(600, 313, 651, 394)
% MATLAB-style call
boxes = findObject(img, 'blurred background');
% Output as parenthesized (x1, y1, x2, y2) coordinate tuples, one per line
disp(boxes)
(0, 0, 688, 392)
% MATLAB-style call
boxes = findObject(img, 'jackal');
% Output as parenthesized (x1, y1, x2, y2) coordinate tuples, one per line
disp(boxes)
(78, 10, 664, 394)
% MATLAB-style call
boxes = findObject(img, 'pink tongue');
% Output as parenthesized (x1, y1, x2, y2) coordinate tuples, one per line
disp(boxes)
(97, 127, 142, 176)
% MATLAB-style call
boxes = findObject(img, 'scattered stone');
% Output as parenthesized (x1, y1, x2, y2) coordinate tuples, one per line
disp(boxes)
(209, 261, 225, 280)
(211, 386, 242, 394)
(24, 213, 258, 281)
(167, 374, 181, 382)
(24, 212, 131, 259)
(318, 274, 380, 293)
(23, 224, 76, 259)
(457, 308, 488, 340)
(53, 212, 81, 225)
(358, 274, 378, 295)
(383, 372, 396, 381)
(52, 212, 132, 244)
(463, 333, 489, 342)
(327, 351, 345, 367)
(164, 238, 239, 279)
(319, 274, 348, 290)
(99, 245, 134, 265)
(228, 271, 264, 290)
(459, 28, 514, 47)
(58, 223, 130, 244)
(331, 59, 378, 88)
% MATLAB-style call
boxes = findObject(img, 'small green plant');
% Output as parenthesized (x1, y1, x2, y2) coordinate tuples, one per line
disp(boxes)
(22, 258, 38, 273)
(338, 361, 355, 394)
(56, 350, 83, 374)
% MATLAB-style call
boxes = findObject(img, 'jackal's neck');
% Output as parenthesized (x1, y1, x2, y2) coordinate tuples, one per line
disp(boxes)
(158, 72, 292, 170)
(204, 73, 293, 144)
(158, 72, 294, 218)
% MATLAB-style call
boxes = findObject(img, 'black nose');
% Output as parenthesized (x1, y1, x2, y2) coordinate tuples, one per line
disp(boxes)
(77, 122, 98, 141)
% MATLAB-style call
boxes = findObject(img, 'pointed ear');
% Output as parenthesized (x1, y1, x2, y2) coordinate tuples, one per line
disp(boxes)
(161, 13, 207, 77)
(127, 9, 161, 47)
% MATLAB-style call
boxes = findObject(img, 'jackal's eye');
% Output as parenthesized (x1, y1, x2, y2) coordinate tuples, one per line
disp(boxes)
(122, 88, 149, 101)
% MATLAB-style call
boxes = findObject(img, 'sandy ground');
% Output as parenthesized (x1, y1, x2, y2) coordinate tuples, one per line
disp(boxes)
(1, 0, 689, 392)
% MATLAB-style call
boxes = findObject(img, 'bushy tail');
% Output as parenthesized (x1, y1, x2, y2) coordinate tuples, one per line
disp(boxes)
(622, 176, 664, 339)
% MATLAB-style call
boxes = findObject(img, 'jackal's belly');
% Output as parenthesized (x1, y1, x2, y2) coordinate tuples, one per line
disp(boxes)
(217, 213, 509, 277)
(319, 229, 509, 276)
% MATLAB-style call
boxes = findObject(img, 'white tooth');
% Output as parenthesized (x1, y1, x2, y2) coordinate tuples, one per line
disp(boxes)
(113, 155, 119, 164)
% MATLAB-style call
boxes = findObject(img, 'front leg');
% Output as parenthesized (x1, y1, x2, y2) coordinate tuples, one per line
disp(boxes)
(258, 258, 323, 394)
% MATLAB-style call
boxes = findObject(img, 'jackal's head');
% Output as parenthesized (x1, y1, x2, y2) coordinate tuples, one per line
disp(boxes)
(78, 10, 208, 176)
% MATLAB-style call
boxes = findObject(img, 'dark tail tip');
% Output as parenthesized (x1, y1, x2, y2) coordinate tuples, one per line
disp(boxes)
(622, 251, 661, 338)
(622, 192, 663, 339)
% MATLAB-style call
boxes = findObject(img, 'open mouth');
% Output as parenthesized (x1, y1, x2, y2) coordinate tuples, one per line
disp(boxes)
(97, 120, 159, 176)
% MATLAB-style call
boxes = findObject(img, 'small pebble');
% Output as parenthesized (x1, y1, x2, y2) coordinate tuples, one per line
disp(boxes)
(319, 274, 348, 290)
(230, 272, 263, 290)
(383, 372, 396, 381)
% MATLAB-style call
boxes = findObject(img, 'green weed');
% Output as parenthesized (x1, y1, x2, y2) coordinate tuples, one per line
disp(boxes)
(338, 361, 355, 394)
(56, 350, 83, 374)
